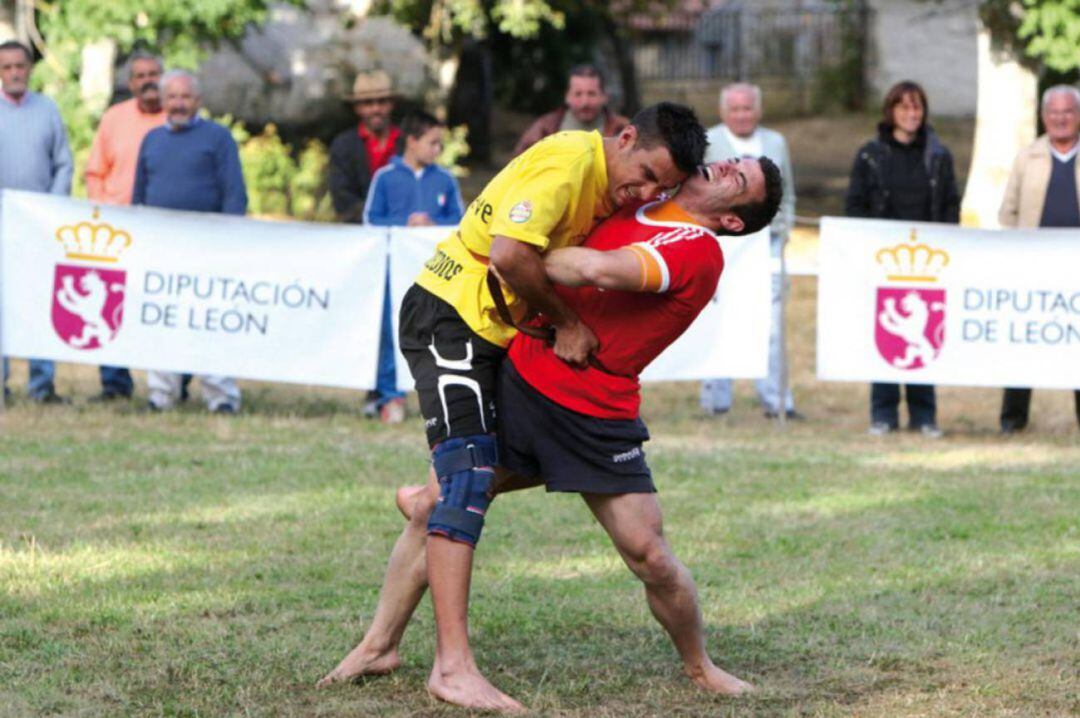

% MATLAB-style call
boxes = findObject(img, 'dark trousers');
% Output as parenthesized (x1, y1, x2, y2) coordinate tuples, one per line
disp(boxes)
(99, 365, 133, 397)
(871, 382, 936, 429)
(1001, 387, 1080, 430)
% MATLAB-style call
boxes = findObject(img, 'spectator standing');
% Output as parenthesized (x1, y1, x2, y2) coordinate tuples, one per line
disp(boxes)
(328, 71, 402, 223)
(0, 40, 73, 403)
(514, 65, 629, 156)
(699, 83, 800, 420)
(133, 70, 247, 413)
(845, 80, 960, 438)
(363, 111, 464, 423)
(997, 84, 1080, 433)
(85, 50, 166, 401)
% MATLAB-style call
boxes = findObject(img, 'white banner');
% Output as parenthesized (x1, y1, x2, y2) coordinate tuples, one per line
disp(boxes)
(390, 228, 772, 389)
(818, 217, 1080, 389)
(641, 229, 770, 381)
(0, 191, 386, 389)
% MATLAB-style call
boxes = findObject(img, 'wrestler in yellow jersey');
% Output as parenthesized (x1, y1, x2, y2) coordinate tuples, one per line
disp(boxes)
(319, 104, 707, 713)
(415, 130, 611, 347)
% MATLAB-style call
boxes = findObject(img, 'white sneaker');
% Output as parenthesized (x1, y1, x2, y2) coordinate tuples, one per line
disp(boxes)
(380, 398, 406, 424)
(868, 422, 895, 436)
(918, 423, 944, 439)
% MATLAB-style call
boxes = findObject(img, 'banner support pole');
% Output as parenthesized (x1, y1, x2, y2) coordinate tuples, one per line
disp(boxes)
(776, 231, 789, 429)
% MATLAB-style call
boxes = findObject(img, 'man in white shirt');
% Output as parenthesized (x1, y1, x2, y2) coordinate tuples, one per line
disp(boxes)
(700, 83, 801, 420)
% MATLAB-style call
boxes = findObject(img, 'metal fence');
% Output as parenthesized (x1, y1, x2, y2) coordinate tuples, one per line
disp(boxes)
(633, 4, 870, 82)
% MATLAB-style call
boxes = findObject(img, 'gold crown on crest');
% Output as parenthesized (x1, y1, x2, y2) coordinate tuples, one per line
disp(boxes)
(875, 228, 949, 282)
(54, 209, 132, 263)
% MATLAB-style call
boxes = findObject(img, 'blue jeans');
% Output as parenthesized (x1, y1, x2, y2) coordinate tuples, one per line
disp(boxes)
(99, 365, 133, 396)
(376, 271, 405, 406)
(3, 357, 56, 399)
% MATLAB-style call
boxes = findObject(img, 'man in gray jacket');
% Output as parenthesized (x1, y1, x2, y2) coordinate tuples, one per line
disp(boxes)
(700, 83, 800, 419)
(0, 41, 73, 403)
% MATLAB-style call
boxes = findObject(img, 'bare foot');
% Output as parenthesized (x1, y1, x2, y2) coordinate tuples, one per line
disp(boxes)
(685, 661, 754, 696)
(316, 643, 402, 687)
(427, 662, 525, 713)
(395, 485, 425, 520)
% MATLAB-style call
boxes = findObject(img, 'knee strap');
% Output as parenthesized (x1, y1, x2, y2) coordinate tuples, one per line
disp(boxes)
(428, 435, 499, 547)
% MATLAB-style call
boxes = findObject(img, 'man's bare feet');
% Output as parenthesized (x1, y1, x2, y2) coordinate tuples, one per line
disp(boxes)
(316, 642, 402, 687)
(427, 661, 525, 713)
(395, 485, 425, 520)
(685, 661, 754, 696)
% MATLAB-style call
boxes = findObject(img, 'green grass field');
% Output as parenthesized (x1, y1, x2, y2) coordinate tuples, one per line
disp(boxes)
(2, 278, 1078, 717)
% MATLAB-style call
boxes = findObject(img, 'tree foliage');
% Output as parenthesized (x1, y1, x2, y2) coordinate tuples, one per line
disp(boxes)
(955, 0, 1080, 72)
(370, 0, 675, 114)
(29, 0, 299, 195)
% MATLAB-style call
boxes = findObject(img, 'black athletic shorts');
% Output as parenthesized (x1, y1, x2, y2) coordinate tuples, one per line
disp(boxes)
(497, 360, 655, 494)
(399, 285, 506, 447)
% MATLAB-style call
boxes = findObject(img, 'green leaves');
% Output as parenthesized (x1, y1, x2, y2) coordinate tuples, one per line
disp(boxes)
(969, 0, 1080, 72)
(1016, 0, 1080, 72)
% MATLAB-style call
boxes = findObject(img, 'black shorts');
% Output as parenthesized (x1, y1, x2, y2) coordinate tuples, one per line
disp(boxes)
(497, 360, 655, 494)
(399, 285, 506, 447)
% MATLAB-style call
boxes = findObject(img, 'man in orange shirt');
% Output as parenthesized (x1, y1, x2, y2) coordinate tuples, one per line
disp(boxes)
(85, 50, 166, 400)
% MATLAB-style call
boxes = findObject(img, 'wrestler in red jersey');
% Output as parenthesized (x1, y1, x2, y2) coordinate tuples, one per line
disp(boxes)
(510, 199, 724, 419)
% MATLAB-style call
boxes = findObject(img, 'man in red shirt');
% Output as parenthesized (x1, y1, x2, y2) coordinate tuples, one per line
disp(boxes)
(328, 70, 403, 224)
(84, 50, 166, 401)
(319, 156, 783, 708)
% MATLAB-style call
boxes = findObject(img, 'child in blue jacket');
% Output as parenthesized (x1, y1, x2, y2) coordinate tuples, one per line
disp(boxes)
(363, 111, 464, 422)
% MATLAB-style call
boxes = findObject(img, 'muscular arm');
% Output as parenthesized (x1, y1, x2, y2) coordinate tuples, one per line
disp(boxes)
(489, 235, 597, 365)
(545, 245, 664, 293)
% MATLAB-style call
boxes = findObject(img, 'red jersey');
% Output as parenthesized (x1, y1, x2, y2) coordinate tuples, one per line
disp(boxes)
(508, 200, 724, 420)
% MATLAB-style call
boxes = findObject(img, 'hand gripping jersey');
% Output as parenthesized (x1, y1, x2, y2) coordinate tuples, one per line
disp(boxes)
(508, 200, 725, 420)
(414, 130, 612, 348)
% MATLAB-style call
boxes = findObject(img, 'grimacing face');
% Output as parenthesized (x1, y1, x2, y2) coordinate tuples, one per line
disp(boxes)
(606, 126, 687, 209)
(565, 75, 606, 125)
(692, 157, 766, 215)
(0, 48, 32, 99)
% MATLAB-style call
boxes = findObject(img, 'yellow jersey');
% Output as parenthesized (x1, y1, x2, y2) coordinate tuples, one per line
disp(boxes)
(414, 130, 612, 347)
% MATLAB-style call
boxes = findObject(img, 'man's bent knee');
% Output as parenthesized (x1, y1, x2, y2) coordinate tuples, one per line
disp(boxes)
(427, 435, 498, 547)
(628, 539, 680, 587)
(409, 486, 438, 527)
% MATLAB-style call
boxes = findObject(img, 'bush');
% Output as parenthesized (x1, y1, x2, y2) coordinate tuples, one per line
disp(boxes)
(224, 117, 335, 221)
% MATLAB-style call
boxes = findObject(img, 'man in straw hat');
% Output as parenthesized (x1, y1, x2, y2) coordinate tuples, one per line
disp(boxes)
(329, 70, 406, 419)
(329, 70, 403, 224)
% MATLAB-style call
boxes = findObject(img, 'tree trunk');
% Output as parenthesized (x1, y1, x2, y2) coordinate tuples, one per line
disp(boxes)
(601, 14, 640, 116)
(80, 39, 116, 116)
(960, 25, 1037, 228)
(0, 1, 15, 42)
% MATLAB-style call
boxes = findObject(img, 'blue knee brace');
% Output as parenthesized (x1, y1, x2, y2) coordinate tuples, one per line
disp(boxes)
(427, 435, 499, 547)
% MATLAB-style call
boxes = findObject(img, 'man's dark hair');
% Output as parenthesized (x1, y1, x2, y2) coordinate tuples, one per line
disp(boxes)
(568, 64, 604, 90)
(629, 102, 707, 176)
(402, 110, 442, 139)
(730, 155, 783, 236)
(881, 80, 928, 129)
(0, 41, 33, 62)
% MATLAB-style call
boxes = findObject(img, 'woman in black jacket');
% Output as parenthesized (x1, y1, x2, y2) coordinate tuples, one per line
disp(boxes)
(844, 80, 961, 438)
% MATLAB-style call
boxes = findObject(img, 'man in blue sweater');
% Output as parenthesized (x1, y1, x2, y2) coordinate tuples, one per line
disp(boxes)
(0, 41, 73, 403)
(363, 111, 464, 423)
(134, 70, 248, 413)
